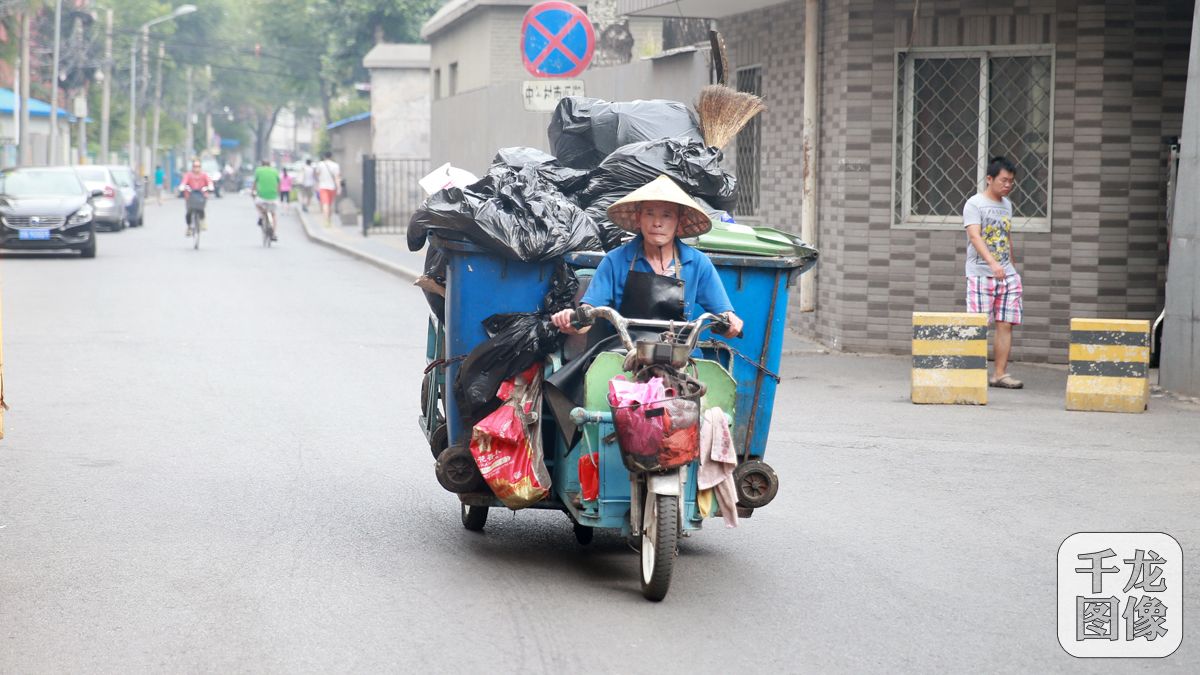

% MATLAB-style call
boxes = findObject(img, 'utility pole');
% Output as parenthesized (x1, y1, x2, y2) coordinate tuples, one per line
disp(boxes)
(1162, 10, 1200, 397)
(19, 11, 31, 165)
(72, 9, 85, 164)
(49, 0, 63, 164)
(138, 26, 150, 174)
(185, 66, 194, 160)
(128, 32, 136, 170)
(150, 42, 165, 177)
(100, 8, 112, 161)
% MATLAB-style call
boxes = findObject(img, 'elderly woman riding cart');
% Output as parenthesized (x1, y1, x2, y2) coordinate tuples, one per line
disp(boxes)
(419, 176, 817, 601)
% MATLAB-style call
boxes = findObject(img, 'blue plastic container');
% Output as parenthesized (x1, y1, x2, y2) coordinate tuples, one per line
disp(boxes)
(436, 237, 559, 447)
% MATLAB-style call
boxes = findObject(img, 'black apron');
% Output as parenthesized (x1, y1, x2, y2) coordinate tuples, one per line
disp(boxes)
(545, 245, 686, 448)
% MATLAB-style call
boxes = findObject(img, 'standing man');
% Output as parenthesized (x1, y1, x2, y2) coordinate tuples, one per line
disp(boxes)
(964, 156, 1023, 389)
(315, 151, 341, 226)
(252, 159, 281, 242)
(300, 158, 316, 213)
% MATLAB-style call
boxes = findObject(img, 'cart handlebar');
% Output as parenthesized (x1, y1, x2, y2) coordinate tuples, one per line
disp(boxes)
(571, 306, 733, 352)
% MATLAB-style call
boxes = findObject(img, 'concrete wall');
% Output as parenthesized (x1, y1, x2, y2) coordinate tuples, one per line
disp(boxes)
(721, 0, 1193, 363)
(370, 68, 432, 158)
(330, 119, 372, 209)
(431, 48, 711, 174)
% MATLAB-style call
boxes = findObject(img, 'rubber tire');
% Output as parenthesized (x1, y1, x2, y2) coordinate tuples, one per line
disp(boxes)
(641, 493, 679, 602)
(435, 445, 486, 494)
(78, 233, 96, 259)
(734, 460, 779, 509)
(462, 504, 488, 531)
(573, 523, 594, 545)
(429, 423, 448, 459)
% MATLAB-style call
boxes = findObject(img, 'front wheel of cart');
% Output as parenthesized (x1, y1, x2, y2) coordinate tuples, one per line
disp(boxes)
(640, 493, 678, 601)
(573, 523, 594, 545)
(461, 504, 488, 531)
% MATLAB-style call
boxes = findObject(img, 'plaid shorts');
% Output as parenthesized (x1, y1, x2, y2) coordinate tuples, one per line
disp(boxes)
(966, 274, 1023, 324)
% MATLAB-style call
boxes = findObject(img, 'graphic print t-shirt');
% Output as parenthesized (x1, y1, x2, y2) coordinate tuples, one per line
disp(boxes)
(962, 194, 1017, 278)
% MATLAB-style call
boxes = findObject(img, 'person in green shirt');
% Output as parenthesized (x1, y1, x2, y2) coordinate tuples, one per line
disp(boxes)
(252, 160, 281, 242)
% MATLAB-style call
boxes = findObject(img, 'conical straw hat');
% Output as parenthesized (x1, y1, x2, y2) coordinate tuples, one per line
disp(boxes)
(607, 175, 713, 238)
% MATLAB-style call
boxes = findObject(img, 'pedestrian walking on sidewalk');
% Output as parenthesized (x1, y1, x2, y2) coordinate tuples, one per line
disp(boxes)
(279, 168, 293, 214)
(963, 156, 1023, 389)
(300, 158, 315, 212)
(154, 165, 165, 205)
(315, 152, 341, 227)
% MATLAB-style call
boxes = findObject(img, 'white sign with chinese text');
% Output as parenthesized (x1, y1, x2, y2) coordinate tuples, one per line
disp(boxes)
(522, 80, 585, 112)
(1058, 532, 1183, 658)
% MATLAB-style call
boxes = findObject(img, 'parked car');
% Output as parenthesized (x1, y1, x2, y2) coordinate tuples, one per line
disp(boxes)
(0, 167, 99, 258)
(105, 165, 144, 227)
(74, 166, 127, 231)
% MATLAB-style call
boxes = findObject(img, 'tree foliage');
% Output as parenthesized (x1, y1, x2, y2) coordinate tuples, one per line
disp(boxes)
(68, 0, 444, 163)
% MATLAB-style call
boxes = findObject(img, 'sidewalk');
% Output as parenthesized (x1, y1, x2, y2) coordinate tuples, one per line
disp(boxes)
(295, 209, 424, 280)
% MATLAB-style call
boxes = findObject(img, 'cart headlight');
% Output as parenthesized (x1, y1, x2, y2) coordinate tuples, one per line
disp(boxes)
(67, 205, 94, 225)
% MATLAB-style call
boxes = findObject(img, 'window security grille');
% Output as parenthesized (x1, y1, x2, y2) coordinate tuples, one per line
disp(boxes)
(894, 48, 1053, 230)
(735, 66, 763, 217)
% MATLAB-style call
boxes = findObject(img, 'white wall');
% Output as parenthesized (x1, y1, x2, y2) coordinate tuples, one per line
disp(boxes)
(370, 68, 431, 158)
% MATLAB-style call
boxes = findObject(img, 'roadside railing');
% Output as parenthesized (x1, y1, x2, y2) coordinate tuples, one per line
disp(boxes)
(362, 156, 430, 236)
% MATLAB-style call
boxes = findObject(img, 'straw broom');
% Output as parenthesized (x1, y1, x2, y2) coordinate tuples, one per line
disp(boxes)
(696, 30, 767, 149)
(696, 84, 767, 150)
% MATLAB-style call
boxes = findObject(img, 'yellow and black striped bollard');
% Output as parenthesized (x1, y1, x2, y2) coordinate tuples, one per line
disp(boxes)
(911, 312, 989, 405)
(1066, 318, 1151, 413)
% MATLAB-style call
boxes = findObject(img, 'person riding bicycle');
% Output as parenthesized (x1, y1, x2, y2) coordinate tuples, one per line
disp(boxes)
(178, 158, 214, 235)
(252, 159, 281, 242)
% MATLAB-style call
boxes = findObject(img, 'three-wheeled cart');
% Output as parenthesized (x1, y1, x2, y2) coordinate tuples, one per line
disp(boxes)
(418, 234, 815, 597)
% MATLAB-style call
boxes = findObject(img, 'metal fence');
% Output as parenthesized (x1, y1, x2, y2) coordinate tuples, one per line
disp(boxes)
(361, 156, 431, 236)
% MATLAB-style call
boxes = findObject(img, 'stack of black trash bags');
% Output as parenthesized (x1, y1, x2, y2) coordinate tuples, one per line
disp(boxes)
(410, 97, 739, 427)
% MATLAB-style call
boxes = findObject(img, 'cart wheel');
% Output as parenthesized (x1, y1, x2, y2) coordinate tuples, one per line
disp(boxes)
(435, 445, 486, 494)
(429, 423, 449, 459)
(420, 371, 442, 418)
(734, 460, 779, 509)
(573, 523, 594, 545)
(461, 504, 488, 531)
(640, 493, 679, 601)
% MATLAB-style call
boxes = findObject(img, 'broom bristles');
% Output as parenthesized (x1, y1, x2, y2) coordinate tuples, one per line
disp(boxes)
(696, 84, 767, 149)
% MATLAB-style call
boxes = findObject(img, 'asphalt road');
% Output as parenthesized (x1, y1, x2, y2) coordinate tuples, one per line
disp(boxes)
(1, 195, 1197, 672)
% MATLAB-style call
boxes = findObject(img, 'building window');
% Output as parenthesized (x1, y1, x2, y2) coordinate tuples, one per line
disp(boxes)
(893, 47, 1053, 230)
(735, 65, 762, 217)
(448, 62, 458, 97)
(433, 68, 441, 100)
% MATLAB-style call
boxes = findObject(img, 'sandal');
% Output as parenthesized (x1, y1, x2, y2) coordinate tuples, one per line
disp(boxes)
(989, 374, 1024, 389)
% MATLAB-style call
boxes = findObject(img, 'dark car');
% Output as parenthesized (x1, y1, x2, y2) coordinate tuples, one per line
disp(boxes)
(106, 165, 144, 227)
(0, 167, 98, 258)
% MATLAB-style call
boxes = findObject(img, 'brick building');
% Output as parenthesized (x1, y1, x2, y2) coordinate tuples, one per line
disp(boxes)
(622, 0, 1195, 363)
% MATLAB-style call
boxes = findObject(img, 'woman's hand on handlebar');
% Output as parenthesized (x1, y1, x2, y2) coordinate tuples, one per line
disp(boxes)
(716, 311, 744, 339)
(551, 306, 590, 334)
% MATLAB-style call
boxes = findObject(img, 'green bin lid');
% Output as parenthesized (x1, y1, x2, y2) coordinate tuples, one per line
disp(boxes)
(690, 219, 818, 259)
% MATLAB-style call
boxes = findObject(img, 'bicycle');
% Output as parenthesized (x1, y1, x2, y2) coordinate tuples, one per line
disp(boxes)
(257, 199, 277, 248)
(183, 188, 208, 250)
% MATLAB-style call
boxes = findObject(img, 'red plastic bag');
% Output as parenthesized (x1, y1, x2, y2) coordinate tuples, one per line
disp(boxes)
(578, 452, 600, 501)
(469, 365, 551, 509)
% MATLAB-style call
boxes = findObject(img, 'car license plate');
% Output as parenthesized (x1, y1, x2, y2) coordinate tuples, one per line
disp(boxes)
(18, 228, 51, 240)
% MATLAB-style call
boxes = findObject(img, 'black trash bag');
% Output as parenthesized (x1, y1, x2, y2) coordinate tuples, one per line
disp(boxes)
(492, 147, 590, 194)
(408, 164, 605, 261)
(548, 97, 704, 170)
(455, 264, 579, 424)
(575, 137, 738, 214)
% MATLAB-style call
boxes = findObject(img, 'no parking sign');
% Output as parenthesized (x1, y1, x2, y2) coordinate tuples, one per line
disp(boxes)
(521, 1, 595, 78)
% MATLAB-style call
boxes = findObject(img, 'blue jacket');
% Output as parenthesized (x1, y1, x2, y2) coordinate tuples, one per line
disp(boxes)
(580, 237, 734, 319)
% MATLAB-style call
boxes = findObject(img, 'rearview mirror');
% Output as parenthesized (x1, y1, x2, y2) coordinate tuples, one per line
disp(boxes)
(90, 189, 104, 198)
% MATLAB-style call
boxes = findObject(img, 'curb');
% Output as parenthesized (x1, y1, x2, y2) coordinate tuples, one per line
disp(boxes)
(295, 210, 422, 281)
